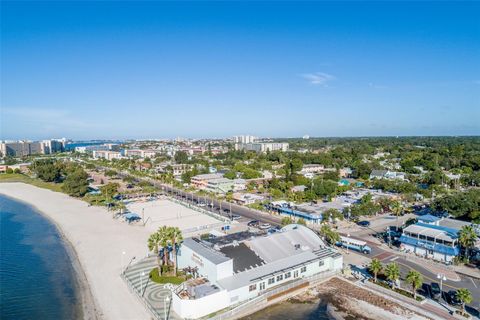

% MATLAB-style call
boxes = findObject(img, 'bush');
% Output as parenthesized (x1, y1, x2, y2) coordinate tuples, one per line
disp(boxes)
(149, 268, 190, 285)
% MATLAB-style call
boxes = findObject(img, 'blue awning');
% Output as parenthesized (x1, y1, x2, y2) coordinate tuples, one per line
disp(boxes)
(399, 235, 459, 256)
(124, 213, 141, 220)
(417, 214, 440, 224)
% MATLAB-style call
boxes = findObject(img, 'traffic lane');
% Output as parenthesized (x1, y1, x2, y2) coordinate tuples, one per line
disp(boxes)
(159, 184, 281, 226)
(395, 258, 480, 309)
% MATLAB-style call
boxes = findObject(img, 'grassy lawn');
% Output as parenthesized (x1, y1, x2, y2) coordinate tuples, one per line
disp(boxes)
(0, 173, 64, 193)
(149, 268, 190, 285)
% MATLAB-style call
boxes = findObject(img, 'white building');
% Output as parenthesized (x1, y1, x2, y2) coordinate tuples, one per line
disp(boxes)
(236, 142, 289, 153)
(174, 225, 343, 319)
(92, 150, 122, 160)
(233, 135, 257, 144)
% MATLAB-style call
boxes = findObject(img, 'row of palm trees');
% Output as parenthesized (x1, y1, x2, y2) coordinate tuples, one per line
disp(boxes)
(147, 226, 184, 277)
(369, 258, 473, 315)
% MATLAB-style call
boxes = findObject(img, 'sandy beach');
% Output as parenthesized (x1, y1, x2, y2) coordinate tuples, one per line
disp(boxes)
(0, 183, 153, 320)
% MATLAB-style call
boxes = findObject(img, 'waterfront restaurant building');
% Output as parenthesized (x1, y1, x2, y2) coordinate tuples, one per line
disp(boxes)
(399, 214, 472, 263)
(173, 224, 342, 319)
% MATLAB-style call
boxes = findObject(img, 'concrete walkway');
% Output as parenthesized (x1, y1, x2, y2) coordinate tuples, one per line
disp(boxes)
(123, 256, 181, 320)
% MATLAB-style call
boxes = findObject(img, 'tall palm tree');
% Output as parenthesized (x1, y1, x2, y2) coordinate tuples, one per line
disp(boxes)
(456, 288, 473, 316)
(458, 225, 477, 261)
(369, 258, 383, 283)
(147, 231, 163, 276)
(158, 226, 171, 268)
(405, 270, 423, 299)
(390, 201, 403, 230)
(169, 227, 184, 276)
(385, 262, 400, 288)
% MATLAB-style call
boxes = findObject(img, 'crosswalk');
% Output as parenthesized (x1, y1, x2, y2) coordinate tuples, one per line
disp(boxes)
(123, 256, 181, 320)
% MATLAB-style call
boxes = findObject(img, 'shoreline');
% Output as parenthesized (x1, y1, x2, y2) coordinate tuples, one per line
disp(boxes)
(0, 182, 152, 320)
(1, 192, 100, 320)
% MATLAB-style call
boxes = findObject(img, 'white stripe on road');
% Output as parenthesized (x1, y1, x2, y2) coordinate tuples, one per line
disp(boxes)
(389, 256, 399, 262)
(471, 277, 478, 288)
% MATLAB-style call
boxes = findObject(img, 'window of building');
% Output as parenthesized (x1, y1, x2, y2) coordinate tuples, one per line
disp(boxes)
(268, 277, 275, 285)
(259, 282, 265, 290)
(276, 274, 283, 282)
(249, 284, 257, 292)
(419, 234, 426, 240)
(319, 260, 324, 267)
(300, 266, 307, 273)
(284, 272, 291, 279)
(294, 270, 299, 278)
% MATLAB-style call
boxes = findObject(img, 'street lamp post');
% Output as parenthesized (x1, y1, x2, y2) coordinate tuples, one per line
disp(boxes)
(437, 273, 447, 299)
(121, 251, 126, 273)
(164, 296, 170, 320)
(346, 233, 350, 254)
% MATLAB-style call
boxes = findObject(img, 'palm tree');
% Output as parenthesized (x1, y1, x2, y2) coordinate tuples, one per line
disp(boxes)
(169, 227, 184, 276)
(458, 225, 478, 261)
(148, 231, 163, 276)
(405, 270, 423, 299)
(390, 201, 403, 230)
(158, 226, 171, 268)
(456, 288, 473, 316)
(369, 258, 383, 283)
(384, 262, 400, 288)
(320, 225, 340, 245)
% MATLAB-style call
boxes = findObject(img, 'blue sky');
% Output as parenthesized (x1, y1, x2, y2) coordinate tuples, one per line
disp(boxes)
(1, 1, 479, 140)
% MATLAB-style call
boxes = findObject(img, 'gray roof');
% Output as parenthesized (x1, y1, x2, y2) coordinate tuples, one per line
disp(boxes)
(217, 248, 338, 291)
(439, 218, 471, 231)
(182, 238, 231, 265)
(246, 227, 325, 263)
(220, 243, 265, 273)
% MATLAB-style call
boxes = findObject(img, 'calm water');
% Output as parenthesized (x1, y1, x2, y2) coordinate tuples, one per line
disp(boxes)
(244, 298, 332, 320)
(0, 195, 81, 320)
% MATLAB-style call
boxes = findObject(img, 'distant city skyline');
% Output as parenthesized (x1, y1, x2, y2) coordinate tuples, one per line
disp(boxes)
(1, 1, 479, 140)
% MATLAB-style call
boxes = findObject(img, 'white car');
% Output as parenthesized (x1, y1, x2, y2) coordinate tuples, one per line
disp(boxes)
(198, 203, 206, 207)
(259, 223, 271, 230)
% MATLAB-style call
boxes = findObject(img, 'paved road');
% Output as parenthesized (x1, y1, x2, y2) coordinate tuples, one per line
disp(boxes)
(344, 232, 480, 315)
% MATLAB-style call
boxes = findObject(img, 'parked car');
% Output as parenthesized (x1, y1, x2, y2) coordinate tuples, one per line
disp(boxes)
(198, 202, 206, 207)
(259, 223, 271, 230)
(357, 220, 371, 227)
(446, 290, 462, 306)
(248, 220, 260, 227)
(231, 214, 241, 220)
(430, 282, 441, 300)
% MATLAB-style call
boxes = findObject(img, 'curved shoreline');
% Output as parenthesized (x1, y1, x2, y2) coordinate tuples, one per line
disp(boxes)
(0, 182, 152, 320)
(1, 193, 101, 320)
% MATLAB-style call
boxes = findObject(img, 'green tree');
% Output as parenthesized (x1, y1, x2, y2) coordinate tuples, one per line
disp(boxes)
(281, 216, 293, 226)
(148, 231, 164, 276)
(6, 168, 13, 174)
(405, 270, 423, 299)
(390, 201, 403, 229)
(62, 168, 89, 197)
(369, 258, 382, 283)
(100, 182, 119, 200)
(458, 225, 478, 260)
(168, 226, 183, 276)
(384, 262, 400, 288)
(297, 218, 306, 226)
(224, 171, 236, 179)
(320, 225, 340, 245)
(174, 151, 189, 164)
(33, 160, 61, 182)
(456, 288, 473, 316)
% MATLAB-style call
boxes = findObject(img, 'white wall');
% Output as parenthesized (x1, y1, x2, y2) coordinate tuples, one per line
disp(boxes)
(171, 290, 230, 319)
(177, 244, 233, 282)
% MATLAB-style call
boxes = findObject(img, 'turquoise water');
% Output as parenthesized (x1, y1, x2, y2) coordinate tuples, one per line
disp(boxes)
(0, 195, 81, 320)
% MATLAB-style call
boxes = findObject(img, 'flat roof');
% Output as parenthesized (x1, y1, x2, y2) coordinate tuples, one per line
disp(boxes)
(182, 238, 231, 265)
(205, 231, 258, 247)
(404, 223, 457, 241)
(220, 243, 265, 273)
(217, 248, 339, 291)
(247, 227, 325, 263)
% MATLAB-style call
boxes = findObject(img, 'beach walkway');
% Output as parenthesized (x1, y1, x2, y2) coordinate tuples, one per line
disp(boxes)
(123, 256, 181, 320)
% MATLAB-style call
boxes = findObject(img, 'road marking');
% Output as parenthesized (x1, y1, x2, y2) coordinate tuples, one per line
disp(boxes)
(389, 256, 399, 262)
(396, 261, 463, 291)
(471, 278, 477, 288)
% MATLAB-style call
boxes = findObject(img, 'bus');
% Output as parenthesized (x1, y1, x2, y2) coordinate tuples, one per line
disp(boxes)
(335, 236, 372, 254)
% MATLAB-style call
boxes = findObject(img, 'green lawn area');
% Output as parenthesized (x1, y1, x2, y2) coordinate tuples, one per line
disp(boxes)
(149, 267, 190, 285)
(0, 173, 64, 193)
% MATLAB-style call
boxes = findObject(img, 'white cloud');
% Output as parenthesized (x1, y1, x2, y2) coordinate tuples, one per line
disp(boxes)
(301, 72, 335, 86)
